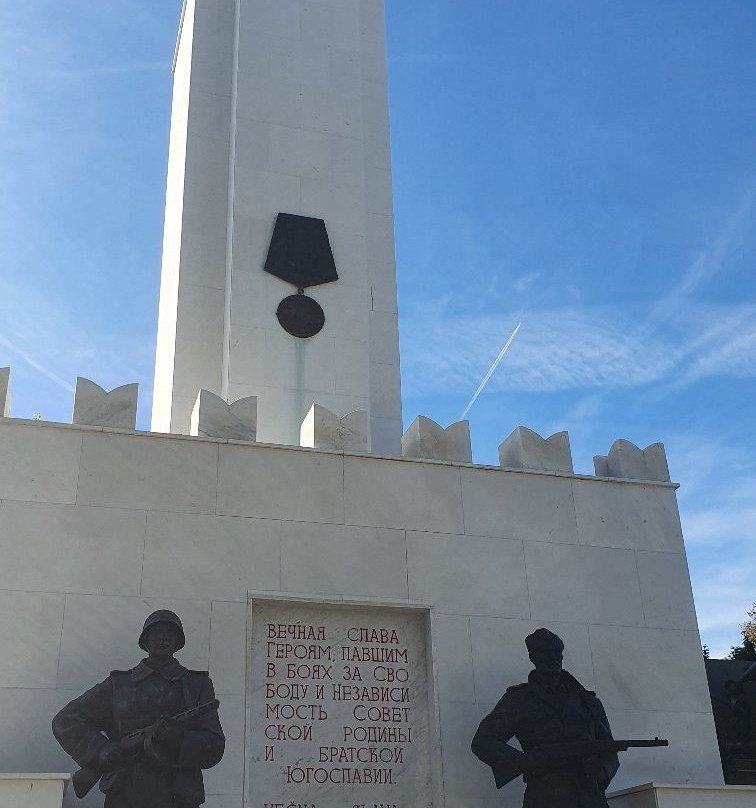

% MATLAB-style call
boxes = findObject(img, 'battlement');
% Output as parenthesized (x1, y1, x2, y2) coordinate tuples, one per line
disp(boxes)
(0, 368, 674, 484)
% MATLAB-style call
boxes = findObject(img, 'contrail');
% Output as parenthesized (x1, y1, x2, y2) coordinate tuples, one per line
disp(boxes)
(460, 323, 521, 420)
(0, 334, 74, 392)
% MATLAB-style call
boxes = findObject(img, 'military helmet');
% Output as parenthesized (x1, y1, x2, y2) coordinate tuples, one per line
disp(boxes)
(139, 610, 186, 652)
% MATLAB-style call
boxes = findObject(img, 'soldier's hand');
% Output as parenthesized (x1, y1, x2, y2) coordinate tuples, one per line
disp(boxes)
(155, 717, 184, 749)
(520, 748, 548, 773)
(97, 742, 121, 770)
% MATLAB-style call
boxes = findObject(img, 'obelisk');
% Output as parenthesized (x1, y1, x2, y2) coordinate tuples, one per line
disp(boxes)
(152, 0, 402, 454)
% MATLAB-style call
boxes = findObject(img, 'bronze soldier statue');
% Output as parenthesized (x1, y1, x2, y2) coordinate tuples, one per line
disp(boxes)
(472, 628, 619, 807)
(52, 610, 225, 807)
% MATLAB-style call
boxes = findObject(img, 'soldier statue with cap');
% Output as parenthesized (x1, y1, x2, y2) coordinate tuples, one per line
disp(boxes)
(52, 610, 225, 807)
(472, 628, 620, 808)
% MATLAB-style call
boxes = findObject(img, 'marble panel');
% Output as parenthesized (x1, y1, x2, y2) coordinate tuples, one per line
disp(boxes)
(369, 309, 400, 365)
(239, 0, 300, 40)
(408, 532, 528, 618)
(210, 600, 248, 696)
(263, 328, 336, 394)
(331, 133, 365, 187)
(334, 339, 370, 397)
(268, 125, 332, 180)
(573, 478, 685, 552)
(176, 284, 225, 344)
(236, 75, 302, 127)
(233, 118, 270, 172)
(636, 550, 698, 630)
(192, 7, 235, 55)
(0, 776, 68, 808)
(187, 90, 232, 142)
(172, 337, 225, 401)
(369, 359, 402, 419)
(233, 167, 301, 221)
(597, 439, 671, 483)
(72, 378, 138, 430)
(525, 542, 644, 627)
(247, 597, 435, 808)
(461, 467, 579, 543)
(430, 613, 474, 703)
(203, 797, 244, 808)
(589, 624, 711, 712)
(368, 415, 402, 458)
(272, 37, 313, 85)
(191, 390, 258, 441)
(300, 85, 363, 138)
(141, 511, 281, 601)
(189, 48, 234, 98)
(0, 688, 76, 776)
(301, 0, 360, 49)
(183, 178, 229, 238)
(367, 259, 399, 314)
(365, 211, 397, 270)
(77, 431, 219, 514)
(344, 455, 463, 533)
(57, 595, 210, 689)
(281, 521, 407, 598)
(609, 785, 756, 808)
(300, 404, 368, 452)
(365, 165, 393, 215)
(651, 710, 724, 783)
(470, 617, 595, 705)
(311, 281, 370, 343)
(217, 443, 345, 523)
(0, 591, 64, 688)
(0, 501, 145, 596)
(300, 176, 365, 234)
(0, 422, 82, 504)
(203, 693, 245, 797)
(170, 393, 199, 436)
(0, 366, 10, 416)
(178, 231, 227, 289)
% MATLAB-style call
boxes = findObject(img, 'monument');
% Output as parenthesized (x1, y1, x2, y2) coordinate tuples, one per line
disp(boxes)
(0, 1, 749, 807)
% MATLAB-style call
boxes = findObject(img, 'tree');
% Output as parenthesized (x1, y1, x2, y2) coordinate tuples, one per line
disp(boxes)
(744, 603, 756, 646)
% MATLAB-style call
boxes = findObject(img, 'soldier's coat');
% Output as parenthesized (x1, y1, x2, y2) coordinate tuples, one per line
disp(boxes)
(53, 658, 225, 807)
(472, 669, 619, 808)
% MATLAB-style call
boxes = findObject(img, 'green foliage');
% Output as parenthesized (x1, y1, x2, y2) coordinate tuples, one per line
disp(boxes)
(728, 633, 756, 661)
(702, 644, 710, 659)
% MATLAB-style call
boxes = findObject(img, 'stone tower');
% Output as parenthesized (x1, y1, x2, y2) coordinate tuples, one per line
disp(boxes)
(152, 0, 402, 454)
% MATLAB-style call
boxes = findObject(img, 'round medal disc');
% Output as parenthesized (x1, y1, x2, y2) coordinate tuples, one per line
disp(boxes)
(276, 294, 325, 338)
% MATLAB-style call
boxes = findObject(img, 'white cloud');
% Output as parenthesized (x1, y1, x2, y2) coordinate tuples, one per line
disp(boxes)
(513, 272, 540, 293)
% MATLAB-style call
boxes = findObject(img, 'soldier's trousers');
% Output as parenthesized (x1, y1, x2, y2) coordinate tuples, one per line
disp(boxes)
(103, 763, 196, 808)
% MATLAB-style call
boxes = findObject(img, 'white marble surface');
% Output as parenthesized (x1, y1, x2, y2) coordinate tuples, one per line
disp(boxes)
(0, 366, 10, 416)
(498, 426, 574, 473)
(72, 377, 138, 430)
(300, 404, 368, 452)
(0, 775, 69, 808)
(191, 389, 258, 441)
(402, 416, 472, 463)
(609, 784, 756, 808)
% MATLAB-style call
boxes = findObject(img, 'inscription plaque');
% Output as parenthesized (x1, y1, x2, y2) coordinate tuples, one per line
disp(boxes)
(246, 594, 439, 808)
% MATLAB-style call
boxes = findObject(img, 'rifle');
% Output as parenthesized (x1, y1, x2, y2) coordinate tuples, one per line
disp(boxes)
(532, 737, 668, 765)
(71, 698, 220, 799)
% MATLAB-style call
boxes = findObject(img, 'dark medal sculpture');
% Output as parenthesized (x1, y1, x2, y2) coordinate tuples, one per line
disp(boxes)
(265, 212, 338, 338)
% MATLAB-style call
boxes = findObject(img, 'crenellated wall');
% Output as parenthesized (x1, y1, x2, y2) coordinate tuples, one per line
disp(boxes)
(0, 408, 722, 808)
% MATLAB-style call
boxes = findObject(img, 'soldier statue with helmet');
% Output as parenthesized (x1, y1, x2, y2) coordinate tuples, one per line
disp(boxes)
(52, 610, 225, 808)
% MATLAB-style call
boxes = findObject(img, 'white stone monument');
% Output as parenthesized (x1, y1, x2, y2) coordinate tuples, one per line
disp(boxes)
(0, 1, 743, 807)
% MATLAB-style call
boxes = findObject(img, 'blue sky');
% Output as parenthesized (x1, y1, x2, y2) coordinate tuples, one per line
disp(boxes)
(1, 0, 755, 657)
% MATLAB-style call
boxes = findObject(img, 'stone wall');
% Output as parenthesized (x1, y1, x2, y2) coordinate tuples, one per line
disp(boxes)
(0, 418, 722, 807)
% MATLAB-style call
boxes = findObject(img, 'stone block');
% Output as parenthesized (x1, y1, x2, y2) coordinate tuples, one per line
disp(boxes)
(0, 366, 10, 416)
(0, 501, 145, 596)
(77, 431, 219, 514)
(0, 775, 69, 808)
(609, 784, 756, 808)
(470, 617, 595, 705)
(190, 389, 258, 441)
(573, 478, 685, 552)
(407, 531, 529, 618)
(636, 551, 698, 630)
(0, 591, 65, 688)
(431, 613, 475, 702)
(498, 426, 574, 473)
(141, 511, 281, 602)
(594, 439, 671, 482)
(209, 601, 247, 696)
(0, 422, 82, 504)
(589, 624, 712, 712)
(281, 521, 408, 599)
(203, 694, 244, 798)
(72, 377, 138, 430)
(299, 404, 368, 452)
(402, 416, 472, 463)
(57, 595, 210, 690)
(461, 466, 578, 543)
(217, 443, 345, 523)
(344, 455, 464, 533)
(525, 542, 645, 627)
